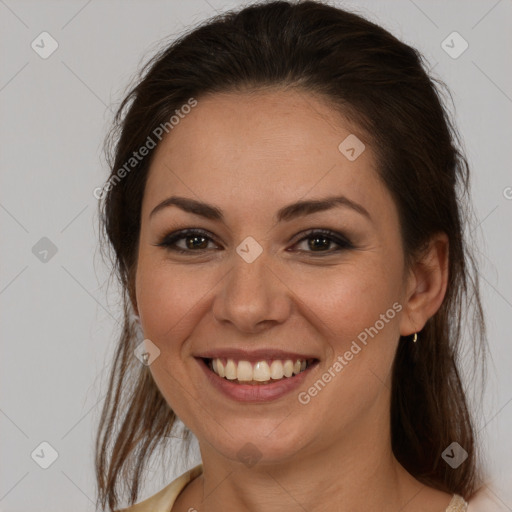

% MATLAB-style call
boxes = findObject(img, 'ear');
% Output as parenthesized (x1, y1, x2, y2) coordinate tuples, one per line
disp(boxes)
(399, 232, 449, 336)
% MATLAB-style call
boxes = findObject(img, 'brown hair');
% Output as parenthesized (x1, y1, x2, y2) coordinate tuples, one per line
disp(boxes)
(95, 1, 486, 510)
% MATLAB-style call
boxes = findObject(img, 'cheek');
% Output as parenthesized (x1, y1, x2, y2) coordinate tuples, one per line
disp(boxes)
(135, 259, 215, 342)
(134, 261, 211, 414)
(290, 266, 402, 428)
(288, 260, 403, 344)
(287, 259, 404, 410)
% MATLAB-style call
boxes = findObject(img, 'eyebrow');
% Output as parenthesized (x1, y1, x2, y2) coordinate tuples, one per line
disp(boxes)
(149, 194, 371, 223)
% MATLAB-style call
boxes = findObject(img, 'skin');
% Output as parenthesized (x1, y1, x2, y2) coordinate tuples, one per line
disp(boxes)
(132, 88, 452, 511)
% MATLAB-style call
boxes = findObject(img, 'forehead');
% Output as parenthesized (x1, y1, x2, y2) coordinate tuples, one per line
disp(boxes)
(141, 88, 390, 223)
(158, 88, 366, 161)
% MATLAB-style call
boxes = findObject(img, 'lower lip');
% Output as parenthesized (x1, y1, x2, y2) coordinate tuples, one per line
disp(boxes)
(197, 358, 318, 403)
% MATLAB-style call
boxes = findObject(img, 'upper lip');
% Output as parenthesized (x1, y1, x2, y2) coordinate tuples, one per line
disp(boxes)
(195, 348, 319, 362)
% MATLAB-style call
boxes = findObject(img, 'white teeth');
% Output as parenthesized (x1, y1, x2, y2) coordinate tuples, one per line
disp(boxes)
(283, 360, 294, 378)
(225, 359, 237, 380)
(237, 361, 253, 381)
(209, 357, 311, 382)
(270, 360, 284, 379)
(217, 359, 225, 378)
(253, 361, 270, 381)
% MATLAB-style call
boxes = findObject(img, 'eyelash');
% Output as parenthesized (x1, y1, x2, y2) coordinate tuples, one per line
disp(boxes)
(155, 228, 354, 256)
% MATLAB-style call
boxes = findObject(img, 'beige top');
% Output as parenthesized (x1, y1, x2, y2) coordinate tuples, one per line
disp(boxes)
(117, 464, 468, 512)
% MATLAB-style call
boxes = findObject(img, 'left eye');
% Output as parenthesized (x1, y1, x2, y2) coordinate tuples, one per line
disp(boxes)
(291, 229, 353, 254)
(155, 228, 353, 255)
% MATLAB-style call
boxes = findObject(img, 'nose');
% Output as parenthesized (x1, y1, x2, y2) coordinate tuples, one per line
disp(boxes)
(212, 250, 292, 334)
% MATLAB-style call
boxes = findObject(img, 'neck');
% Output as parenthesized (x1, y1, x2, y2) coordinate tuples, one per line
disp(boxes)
(193, 414, 425, 512)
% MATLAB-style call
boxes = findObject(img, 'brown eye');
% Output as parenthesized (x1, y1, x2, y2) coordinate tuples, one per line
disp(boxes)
(290, 229, 353, 255)
(155, 229, 220, 254)
(155, 228, 353, 256)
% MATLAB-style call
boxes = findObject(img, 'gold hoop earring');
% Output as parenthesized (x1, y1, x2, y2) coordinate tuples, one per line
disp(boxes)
(412, 333, 418, 343)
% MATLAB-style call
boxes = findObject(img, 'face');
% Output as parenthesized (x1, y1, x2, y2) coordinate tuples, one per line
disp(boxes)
(134, 89, 410, 466)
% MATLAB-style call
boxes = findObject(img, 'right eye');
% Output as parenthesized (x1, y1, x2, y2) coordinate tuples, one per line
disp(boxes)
(154, 228, 221, 254)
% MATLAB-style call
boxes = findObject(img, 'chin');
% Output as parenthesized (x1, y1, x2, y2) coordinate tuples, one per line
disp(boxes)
(202, 419, 314, 466)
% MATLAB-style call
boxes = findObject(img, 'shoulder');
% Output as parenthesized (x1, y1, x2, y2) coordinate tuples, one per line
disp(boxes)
(115, 464, 203, 512)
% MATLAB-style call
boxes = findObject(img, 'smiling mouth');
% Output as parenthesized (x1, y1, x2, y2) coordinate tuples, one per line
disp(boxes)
(201, 357, 319, 385)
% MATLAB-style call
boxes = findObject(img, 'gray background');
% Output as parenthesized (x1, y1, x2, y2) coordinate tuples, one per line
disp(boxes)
(1, 0, 511, 510)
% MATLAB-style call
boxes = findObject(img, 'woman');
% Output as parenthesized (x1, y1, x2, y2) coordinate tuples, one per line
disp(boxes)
(95, 1, 493, 510)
